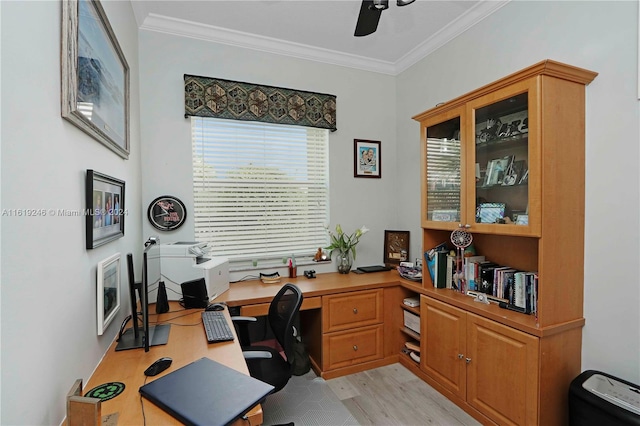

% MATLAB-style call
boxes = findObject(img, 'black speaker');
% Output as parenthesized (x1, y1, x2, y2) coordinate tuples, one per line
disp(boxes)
(181, 278, 208, 308)
(156, 281, 169, 314)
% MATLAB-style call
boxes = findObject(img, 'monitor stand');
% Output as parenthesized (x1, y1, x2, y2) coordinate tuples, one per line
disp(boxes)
(115, 324, 171, 351)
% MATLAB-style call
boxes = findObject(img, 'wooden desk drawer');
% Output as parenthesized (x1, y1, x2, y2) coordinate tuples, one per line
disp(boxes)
(322, 324, 383, 370)
(322, 289, 383, 332)
(240, 296, 321, 317)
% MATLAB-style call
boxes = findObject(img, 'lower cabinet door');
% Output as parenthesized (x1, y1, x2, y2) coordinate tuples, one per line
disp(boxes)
(323, 324, 383, 370)
(420, 296, 467, 399)
(466, 313, 539, 426)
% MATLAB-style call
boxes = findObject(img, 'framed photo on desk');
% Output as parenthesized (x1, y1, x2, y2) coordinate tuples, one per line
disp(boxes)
(384, 230, 410, 267)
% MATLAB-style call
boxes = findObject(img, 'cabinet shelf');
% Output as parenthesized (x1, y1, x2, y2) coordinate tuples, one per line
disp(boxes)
(399, 303, 419, 315)
(476, 133, 528, 149)
(400, 326, 420, 341)
(476, 182, 528, 190)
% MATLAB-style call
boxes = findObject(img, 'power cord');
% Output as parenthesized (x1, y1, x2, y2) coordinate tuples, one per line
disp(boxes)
(140, 375, 149, 426)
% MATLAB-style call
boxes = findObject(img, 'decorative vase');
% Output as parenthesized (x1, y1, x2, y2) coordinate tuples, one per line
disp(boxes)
(336, 249, 353, 274)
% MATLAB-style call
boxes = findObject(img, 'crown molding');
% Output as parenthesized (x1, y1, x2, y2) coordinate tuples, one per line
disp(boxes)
(138, 0, 510, 76)
(395, 0, 510, 74)
(140, 14, 398, 75)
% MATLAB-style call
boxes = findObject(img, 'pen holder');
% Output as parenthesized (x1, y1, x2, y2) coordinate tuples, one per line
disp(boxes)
(288, 266, 297, 278)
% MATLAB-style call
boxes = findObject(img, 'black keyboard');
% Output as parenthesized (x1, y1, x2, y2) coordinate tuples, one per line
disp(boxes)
(201, 311, 235, 343)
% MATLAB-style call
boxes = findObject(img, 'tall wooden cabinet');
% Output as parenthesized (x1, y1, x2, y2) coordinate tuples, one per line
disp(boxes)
(411, 60, 597, 425)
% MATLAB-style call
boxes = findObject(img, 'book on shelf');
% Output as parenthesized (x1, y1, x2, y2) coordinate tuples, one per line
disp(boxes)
(478, 262, 498, 295)
(507, 271, 537, 314)
(446, 254, 456, 290)
(493, 267, 515, 298)
(514, 272, 527, 309)
(434, 250, 449, 289)
(464, 255, 485, 291)
(424, 242, 447, 282)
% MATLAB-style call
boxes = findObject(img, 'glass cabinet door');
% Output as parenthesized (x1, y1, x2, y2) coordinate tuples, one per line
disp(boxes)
(467, 80, 539, 235)
(422, 108, 463, 228)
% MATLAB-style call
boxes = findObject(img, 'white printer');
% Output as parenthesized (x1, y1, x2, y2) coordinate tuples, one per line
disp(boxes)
(158, 242, 229, 302)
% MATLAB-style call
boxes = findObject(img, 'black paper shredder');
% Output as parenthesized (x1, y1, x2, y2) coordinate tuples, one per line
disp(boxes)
(569, 370, 640, 426)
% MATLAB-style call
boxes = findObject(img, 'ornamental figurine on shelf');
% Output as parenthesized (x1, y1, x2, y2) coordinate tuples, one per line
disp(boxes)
(325, 224, 369, 274)
(313, 247, 328, 262)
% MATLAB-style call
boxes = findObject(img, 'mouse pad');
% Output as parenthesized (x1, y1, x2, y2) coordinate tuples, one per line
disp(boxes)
(84, 382, 125, 401)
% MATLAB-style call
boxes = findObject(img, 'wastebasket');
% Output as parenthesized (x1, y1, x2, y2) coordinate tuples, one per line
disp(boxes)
(569, 370, 640, 426)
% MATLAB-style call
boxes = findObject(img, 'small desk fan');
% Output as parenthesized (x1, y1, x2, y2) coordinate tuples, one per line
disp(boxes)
(450, 225, 472, 293)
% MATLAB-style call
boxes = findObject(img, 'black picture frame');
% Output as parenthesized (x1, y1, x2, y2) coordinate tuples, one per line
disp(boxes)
(61, 0, 130, 159)
(354, 139, 381, 178)
(383, 230, 410, 267)
(147, 195, 187, 231)
(86, 170, 125, 249)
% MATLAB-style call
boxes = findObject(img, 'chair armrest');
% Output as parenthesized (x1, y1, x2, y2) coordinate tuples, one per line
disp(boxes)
(230, 316, 257, 323)
(231, 316, 257, 347)
(243, 350, 273, 360)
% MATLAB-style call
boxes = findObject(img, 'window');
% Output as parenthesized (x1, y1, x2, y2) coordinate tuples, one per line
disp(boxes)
(192, 117, 330, 268)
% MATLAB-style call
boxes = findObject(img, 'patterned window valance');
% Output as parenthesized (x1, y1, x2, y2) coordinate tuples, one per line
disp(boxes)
(184, 74, 337, 131)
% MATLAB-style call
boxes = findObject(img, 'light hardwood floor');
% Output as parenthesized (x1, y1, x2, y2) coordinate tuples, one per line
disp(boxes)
(326, 363, 481, 426)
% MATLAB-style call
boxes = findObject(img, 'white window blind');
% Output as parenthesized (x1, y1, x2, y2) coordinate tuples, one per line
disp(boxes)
(192, 117, 330, 266)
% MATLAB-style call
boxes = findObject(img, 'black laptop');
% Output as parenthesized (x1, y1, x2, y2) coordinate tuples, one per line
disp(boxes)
(139, 357, 274, 426)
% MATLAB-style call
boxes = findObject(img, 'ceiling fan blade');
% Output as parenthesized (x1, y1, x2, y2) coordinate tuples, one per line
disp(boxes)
(354, 0, 382, 37)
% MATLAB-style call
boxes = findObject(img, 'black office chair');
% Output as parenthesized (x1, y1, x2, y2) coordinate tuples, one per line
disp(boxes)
(232, 283, 303, 394)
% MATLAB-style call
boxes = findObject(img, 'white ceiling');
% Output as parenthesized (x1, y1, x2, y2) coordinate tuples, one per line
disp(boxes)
(131, 0, 509, 75)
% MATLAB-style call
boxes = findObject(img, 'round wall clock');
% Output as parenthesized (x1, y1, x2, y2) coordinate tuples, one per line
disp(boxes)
(147, 195, 187, 231)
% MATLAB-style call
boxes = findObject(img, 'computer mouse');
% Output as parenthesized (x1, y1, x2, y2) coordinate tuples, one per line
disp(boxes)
(205, 303, 226, 311)
(144, 357, 172, 376)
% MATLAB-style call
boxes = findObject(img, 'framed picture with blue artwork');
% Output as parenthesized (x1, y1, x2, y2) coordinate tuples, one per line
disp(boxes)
(61, 0, 130, 159)
(354, 139, 381, 178)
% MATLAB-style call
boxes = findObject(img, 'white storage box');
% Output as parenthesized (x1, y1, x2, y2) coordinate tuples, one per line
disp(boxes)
(403, 310, 420, 334)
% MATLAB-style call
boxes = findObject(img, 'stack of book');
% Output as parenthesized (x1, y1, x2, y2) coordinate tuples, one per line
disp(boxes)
(427, 244, 538, 315)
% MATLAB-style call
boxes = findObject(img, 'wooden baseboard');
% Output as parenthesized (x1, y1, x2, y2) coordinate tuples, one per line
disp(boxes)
(320, 355, 398, 380)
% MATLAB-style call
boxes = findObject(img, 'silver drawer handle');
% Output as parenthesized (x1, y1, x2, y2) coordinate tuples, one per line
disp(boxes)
(353, 345, 358, 351)
(466, 357, 471, 364)
(458, 353, 464, 359)
(353, 308, 358, 314)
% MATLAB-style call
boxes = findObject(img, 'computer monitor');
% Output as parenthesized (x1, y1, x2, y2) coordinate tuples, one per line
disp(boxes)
(116, 238, 171, 351)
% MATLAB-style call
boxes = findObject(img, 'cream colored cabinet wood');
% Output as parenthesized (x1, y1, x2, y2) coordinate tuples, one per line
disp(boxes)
(321, 289, 384, 372)
(411, 60, 597, 425)
(421, 296, 539, 425)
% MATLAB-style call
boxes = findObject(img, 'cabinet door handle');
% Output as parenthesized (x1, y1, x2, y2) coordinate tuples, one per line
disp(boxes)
(353, 345, 358, 351)
(353, 308, 358, 314)
(465, 357, 471, 364)
(458, 353, 464, 359)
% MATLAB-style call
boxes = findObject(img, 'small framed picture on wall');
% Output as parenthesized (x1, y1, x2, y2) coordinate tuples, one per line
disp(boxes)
(354, 139, 381, 178)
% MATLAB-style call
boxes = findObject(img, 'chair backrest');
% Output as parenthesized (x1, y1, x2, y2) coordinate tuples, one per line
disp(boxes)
(268, 283, 303, 365)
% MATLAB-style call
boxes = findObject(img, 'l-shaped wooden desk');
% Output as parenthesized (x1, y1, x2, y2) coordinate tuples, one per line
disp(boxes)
(86, 270, 581, 425)
(83, 271, 409, 426)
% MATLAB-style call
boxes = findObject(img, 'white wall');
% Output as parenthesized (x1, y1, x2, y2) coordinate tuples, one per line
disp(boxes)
(0, 1, 142, 424)
(396, 0, 640, 384)
(138, 31, 399, 279)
